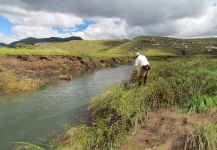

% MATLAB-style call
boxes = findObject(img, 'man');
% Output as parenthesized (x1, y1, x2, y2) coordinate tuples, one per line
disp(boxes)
(134, 52, 150, 86)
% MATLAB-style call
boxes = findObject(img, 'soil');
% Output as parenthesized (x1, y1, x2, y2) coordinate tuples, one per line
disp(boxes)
(0, 54, 132, 78)
(121, 108, 217, 150)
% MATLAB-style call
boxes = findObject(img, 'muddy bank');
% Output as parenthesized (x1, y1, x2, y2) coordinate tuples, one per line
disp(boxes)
(0, 55, 132, 77)
(122, 108, 217, 150)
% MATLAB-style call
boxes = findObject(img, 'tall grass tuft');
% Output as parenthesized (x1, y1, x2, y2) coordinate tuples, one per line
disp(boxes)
(14, 142, 44, 150)
(184, 124, 217, 150)
(0, 66, 44, 93)
(183, 95, 217, 113)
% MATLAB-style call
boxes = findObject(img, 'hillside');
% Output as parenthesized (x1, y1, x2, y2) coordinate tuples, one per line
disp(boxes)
(1, 36, 217, 58)
(4, 36, 83, 47)
(35, 36, 217, 57)
(0, 43, 8, 47)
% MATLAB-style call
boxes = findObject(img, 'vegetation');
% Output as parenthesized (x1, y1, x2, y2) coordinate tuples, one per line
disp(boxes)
(185, 124, 217, 150)
(6, 36, 82, 47)
(60, 64, 69, 70)
(15, 43, 34, 49)
(15, 55, 217, 149)
(2, 36, 217, 58)
(0, 66, 45, 93)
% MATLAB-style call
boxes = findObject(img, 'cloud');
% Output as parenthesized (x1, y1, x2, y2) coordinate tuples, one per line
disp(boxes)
(12, 25, 71, 38)
(0, 32, 18, 44)
(0, 5, 83, 28)
(70, 18, 146, 40)
(0, 0, 208, 26)
(174, 6, 217, 38)
(0, 0, 217, 44)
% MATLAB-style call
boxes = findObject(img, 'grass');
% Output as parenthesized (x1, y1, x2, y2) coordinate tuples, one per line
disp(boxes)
(184, 124, 217, 150)
(0, 66, 45, 93)
(14, 142, 44, 150)
(0, 47, 74, 55)
(144, 56, 217, 111)
(3, 35, 214, 59)
(13, 55, 217, 149)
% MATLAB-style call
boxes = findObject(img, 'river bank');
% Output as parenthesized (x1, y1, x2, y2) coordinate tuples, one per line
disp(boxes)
(0, 55, 132, 77)
(0, 54, 176, 93)
(0, 54, 133, 93)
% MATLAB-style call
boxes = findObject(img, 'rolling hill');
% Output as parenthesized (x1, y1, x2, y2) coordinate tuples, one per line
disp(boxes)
(34, 36, 217, 57)
(3, 36, 83, 47)
(1, 36, 217, 57)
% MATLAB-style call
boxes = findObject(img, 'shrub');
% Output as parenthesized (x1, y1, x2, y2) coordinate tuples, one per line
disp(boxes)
(60, 64, 69, 70)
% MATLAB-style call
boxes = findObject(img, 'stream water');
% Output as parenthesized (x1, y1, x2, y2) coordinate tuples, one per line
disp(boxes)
(0, 65, 133, 149)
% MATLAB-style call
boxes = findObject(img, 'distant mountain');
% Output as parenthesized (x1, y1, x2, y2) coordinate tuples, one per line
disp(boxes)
(0, 43, 8, 47)
(7, 36, 83, 47)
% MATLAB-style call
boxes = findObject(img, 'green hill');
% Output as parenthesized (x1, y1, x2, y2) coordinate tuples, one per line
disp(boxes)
(35, 36, 217, 57)
(1, 36, 217, 58)
(7, 36, 83, 47)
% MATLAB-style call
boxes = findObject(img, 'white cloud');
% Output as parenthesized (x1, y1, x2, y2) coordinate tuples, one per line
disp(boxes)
(12, 25, 71, 38)
(0, 32, 18, 44)
(82, 18, 128, 39)
(71, 18, 146, 40)
(174, 5, 217, 38)
(0, 5, 83, 28)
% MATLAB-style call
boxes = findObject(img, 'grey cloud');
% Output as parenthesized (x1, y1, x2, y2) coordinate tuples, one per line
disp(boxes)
(0, 0, 216, 40)
(0, 0, 208, 26)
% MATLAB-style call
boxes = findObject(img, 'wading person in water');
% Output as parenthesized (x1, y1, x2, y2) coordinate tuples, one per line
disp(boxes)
(134, 52, 150, 86)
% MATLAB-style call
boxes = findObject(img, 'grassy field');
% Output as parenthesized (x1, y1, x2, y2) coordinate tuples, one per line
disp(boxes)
(2, 36, 216, 58)
(15, 55, 217, 149)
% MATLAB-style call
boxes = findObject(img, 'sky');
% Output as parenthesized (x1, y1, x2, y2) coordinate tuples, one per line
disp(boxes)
(0, 0, 217, 44)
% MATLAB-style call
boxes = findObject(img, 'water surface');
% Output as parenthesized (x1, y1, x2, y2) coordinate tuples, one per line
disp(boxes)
(0, 65, 133, 149)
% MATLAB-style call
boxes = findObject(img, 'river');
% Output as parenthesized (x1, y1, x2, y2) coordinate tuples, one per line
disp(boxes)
(0, 65, 133, 149)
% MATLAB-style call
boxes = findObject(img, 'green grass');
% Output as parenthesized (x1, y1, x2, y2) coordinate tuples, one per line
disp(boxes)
(3, 35, 215, 58)
(14, 142, 44, 150)
(145, 56, 217, 110)
(35, 40, 130, 58)
(0, 47, 74, 55)
(0, 66, 44, 93)
(184, 124, 217, 150)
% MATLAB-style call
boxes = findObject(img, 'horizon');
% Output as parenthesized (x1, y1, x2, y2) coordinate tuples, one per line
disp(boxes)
(2, 35, 217, 45)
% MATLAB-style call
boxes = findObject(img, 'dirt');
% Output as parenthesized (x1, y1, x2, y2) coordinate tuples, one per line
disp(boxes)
(121, 108, 217, 150)
(0, 54, 132, 78)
